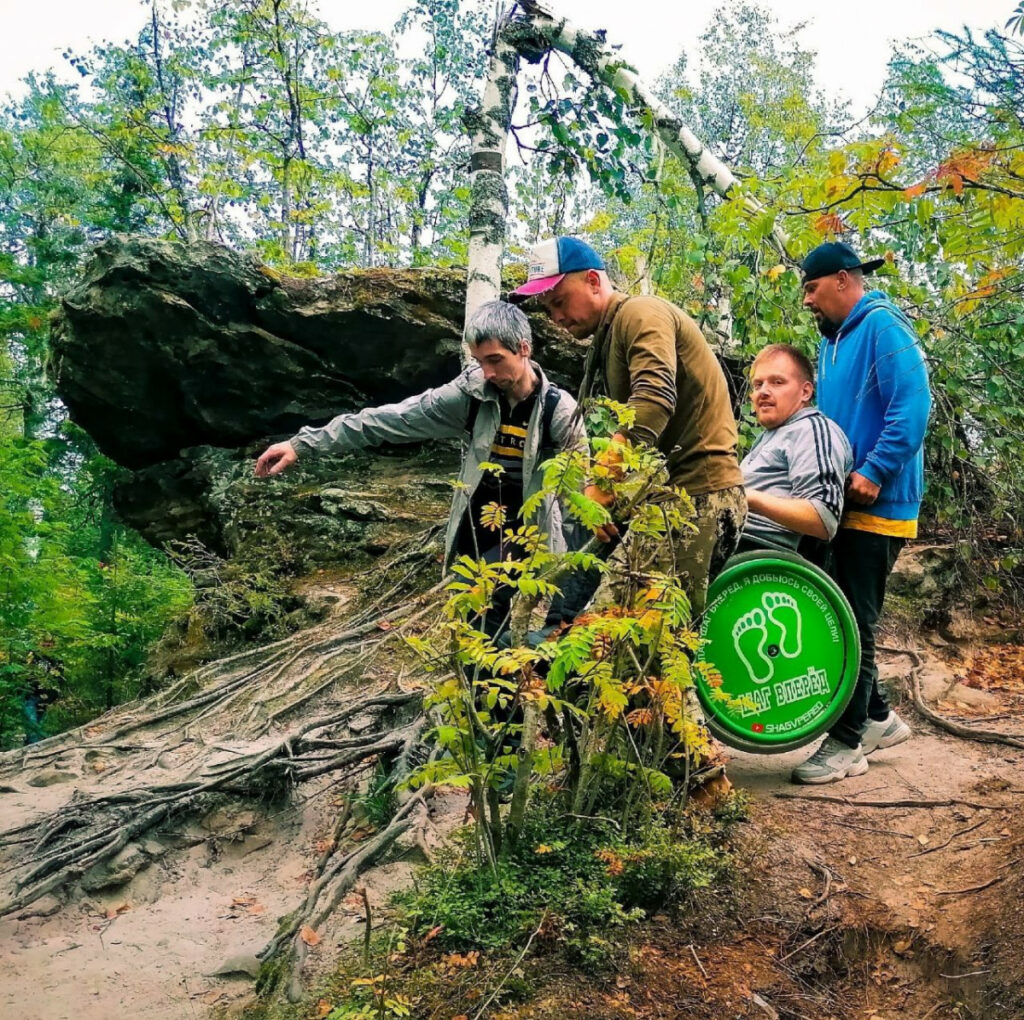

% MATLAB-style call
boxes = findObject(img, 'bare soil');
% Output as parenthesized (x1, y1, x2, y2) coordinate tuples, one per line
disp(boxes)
(1, 637, 1021, 1020)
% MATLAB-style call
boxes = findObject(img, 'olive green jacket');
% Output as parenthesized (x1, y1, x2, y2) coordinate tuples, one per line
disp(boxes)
(592, 292, 743, 496)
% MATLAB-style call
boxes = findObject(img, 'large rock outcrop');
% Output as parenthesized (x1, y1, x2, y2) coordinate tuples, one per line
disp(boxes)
(51, 236, 585, 469)
(50, 237, 586, 557)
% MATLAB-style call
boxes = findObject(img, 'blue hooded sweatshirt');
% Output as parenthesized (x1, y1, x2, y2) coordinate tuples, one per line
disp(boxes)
(817, 290, 931, 533)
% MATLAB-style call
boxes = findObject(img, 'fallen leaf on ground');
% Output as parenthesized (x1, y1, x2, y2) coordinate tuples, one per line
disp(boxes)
(441, 951, 479, 970)
(104, 903, 131, 919)
(202, 990, 224, 1005)
(300, 925, 321, 947)
(314, 1000, 333, 1018)
(231, 896, 256, 907)
(798, 887, 813, 899)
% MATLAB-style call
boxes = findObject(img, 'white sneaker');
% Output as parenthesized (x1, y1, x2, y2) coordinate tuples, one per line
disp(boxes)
(791, 737, 869, 785)
(861, 711, 912, 755)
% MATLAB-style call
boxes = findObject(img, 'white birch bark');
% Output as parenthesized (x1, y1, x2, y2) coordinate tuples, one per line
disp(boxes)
(510, 1, 791, 257)
(463, 7, 521, 337)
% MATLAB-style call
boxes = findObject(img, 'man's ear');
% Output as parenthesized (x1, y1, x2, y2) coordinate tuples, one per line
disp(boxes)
(518, 339, 532, 357)
(586, 269, 602, 291)
(803, 381, 815, 404)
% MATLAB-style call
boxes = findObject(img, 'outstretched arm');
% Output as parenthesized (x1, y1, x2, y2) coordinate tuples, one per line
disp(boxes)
(254, 373, 474, 477)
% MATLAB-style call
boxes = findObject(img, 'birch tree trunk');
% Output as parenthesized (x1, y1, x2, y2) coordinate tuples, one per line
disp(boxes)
(509, 0, 791, 258)
(462, 7, 521, 333)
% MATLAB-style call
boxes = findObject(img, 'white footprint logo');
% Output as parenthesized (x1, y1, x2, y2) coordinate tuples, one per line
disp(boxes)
(732, 608, 774, 684)
(762, 592, 802, 659)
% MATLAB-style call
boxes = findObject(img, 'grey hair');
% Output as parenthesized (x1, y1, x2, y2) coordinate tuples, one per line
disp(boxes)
(464, 300, 532, 355)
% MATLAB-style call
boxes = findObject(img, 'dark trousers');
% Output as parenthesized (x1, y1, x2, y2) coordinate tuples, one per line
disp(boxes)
(828, 529, 905, 749)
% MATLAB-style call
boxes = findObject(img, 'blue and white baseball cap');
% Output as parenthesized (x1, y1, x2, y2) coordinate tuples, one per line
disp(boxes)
(511, 236, 605, 299)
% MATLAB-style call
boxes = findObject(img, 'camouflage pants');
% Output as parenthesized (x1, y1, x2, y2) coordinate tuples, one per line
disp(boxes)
(592, 484, 748, 619)
(589, 484, 747, 775)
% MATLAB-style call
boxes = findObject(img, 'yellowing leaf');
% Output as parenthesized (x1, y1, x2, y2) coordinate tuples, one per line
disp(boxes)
(300, 926, 321, 947)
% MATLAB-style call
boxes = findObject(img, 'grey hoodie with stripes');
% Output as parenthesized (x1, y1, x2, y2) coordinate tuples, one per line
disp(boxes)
(740, 407, 853, 551)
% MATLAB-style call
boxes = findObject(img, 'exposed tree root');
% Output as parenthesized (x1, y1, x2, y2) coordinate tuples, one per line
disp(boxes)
(259, 769, 435, 1003)
(0, 688, 425, 914)
(773, 794, 1000, 810)
(879, 644, 1024, 751)
(0, 529, 447, 1010)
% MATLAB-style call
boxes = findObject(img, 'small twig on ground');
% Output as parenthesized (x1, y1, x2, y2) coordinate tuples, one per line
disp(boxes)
(779, 925, 838, 963)
(750, 991, 780, 1019)
(939, 969, 992, 979)
(563, 813, 621, 830)
(936, 876, 1003, 896)
(472, 912, 547, 1020)
(688, 943, 708, 979)
(359, 887, 372, 967)
(804, 859, 834, 912)
(908, 818, 987, 858)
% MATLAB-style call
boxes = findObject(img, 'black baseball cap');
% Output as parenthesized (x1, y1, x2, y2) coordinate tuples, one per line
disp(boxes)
(801, 242, 885, 284)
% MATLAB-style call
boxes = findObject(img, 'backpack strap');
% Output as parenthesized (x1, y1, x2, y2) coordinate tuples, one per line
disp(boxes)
(539, 384, 562, 455)
(464, 395, 481, 436)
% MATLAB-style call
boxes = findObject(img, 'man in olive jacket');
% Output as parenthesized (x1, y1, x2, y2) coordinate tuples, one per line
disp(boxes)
(513, 237, 746, 616)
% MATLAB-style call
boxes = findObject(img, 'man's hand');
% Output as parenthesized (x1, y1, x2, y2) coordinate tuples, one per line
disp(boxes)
(846, 471, 881, 506)
(584, 483, 619, 542)
(255, 441, 298, 477)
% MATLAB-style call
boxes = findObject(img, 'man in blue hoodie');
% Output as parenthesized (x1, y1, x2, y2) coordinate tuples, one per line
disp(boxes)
(792, 242, 931, 784)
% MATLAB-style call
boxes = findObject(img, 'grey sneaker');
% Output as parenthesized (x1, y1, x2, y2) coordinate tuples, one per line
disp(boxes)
(861, 711, 912, 755)
(791, 737, 869, 784)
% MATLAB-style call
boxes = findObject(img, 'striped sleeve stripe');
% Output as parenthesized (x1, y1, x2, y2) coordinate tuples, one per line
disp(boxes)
(816, 413, 844, 515)
(809, 412, 842, 516)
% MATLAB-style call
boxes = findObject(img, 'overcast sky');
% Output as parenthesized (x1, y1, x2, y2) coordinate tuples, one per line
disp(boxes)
(0, 0, 1012, 114)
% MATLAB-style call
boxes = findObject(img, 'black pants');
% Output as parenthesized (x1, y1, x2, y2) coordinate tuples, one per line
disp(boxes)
(828, 529, 905, 749)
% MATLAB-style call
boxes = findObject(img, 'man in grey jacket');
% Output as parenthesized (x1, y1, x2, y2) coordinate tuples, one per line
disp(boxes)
(737, 344, 852, 555)
(254, 300, 583, 634)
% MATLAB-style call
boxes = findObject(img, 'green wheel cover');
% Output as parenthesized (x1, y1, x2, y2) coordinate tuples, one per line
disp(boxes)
(696, 550, 861, 754)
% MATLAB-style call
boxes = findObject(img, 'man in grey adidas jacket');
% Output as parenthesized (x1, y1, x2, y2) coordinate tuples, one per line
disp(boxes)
(254, 301, 583, 572)
(737, 344, 852, 554)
